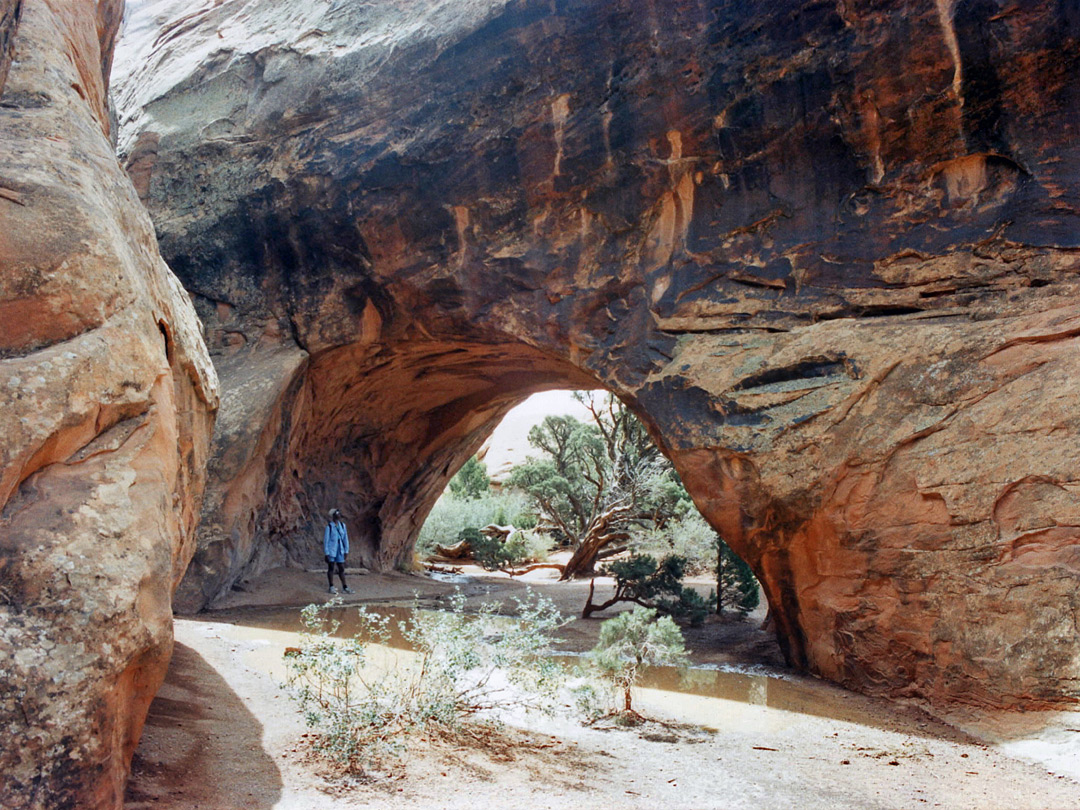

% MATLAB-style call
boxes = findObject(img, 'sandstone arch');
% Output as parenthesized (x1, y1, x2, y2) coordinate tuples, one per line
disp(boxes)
(175, 334, 606, 611)
(3, 0, 1080, 804)
(110, 0, 1080, 718)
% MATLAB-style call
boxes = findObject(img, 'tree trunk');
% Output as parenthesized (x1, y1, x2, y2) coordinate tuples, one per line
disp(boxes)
(581, 577, 623, 618)
(434, 539, 472, 559)
(716, 538, 724, 615)
(560, 531, 624, 579)
(559, 507, 632, 580)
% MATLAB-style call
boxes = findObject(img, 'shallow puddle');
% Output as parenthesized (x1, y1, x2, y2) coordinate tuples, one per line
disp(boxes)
(190, 604, 1080, 787)
(202, 604, 913, 734)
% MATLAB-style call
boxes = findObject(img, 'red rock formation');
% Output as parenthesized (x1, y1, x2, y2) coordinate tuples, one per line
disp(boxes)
(113, 0, 1080, 714)
(0, 0, 19, 94)
(0, 1, 217, 806)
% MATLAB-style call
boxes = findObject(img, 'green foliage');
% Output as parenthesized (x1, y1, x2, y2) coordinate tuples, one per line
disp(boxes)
(600, 553, 708, 625)
(470, 529, 552, 571)
(632, 510, 760, 616)
(447, 456, 490, 500)
(717, 538, 760, 615)
(283, 592, 567, 775)
(589, 606, 688, 714)
(648, 470, 697, 525)
(506, 428, 599, 542)
(415, 490, 531, 557)
(504, 393, 681, 571)
(511, 510, 538, 530)
(282, 602, 402, 769)
(633, 510, 717, 574)
(401, 591, 567, 719)
(506, 397, 653, 543)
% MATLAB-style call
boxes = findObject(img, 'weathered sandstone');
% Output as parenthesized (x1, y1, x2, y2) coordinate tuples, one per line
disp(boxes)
(114, 0, 1080, 712)
(0, 0, 19, 94)
(0, 1, 217, 807)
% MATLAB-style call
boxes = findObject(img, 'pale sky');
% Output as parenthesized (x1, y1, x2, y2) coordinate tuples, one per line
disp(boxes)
(478, 390, 602, 482)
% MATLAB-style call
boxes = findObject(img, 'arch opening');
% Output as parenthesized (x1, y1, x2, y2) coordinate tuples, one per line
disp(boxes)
(416, 388, 762, 618)
(117, 0, 1080, 716)
(176, 337, 773, 638)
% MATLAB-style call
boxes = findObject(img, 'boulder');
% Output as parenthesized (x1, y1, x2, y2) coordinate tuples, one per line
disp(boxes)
(113, 0, 1080, 710)
(0, 1, 217, 806)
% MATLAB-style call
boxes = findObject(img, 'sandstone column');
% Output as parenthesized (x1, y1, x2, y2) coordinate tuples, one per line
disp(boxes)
(0, 1, 217, 806)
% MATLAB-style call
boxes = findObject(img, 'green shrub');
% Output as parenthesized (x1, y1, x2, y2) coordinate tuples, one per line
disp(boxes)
(416, 490, 532, 557)
(511, 510, 538, 530)
(631, 511, 717, 575)
(471, 528, 552, 571)
(589, 606, 688, 715)
(505, 529, 550, 564)
(717, 539, 760, 616)
(400, 591, 567, 719)
(587, 553, 708, 626)
(632, 511, 761, 616)
(283, 592, 567, 775)
(281, 602, 402, 769)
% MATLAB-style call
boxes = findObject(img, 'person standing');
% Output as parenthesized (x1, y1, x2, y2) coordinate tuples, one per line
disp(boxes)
(324, 508, 353, 594)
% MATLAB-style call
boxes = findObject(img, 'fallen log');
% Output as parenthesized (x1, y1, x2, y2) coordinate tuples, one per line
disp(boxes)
(424, 563, 464, 575)
(434, 539, 472, 559)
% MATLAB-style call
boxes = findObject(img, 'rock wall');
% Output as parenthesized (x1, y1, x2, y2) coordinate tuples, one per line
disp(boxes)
(114, 0, 1080, 710)
(0, 0, 19, 94)
(0, 1, 217, 807)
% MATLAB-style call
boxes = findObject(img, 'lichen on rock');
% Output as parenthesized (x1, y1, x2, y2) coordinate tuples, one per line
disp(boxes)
(0, 1, 217, 806)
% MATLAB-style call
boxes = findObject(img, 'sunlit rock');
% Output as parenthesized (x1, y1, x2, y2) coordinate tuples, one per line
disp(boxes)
(0, 1, 217, 806)
(114, 0, 1080, 712)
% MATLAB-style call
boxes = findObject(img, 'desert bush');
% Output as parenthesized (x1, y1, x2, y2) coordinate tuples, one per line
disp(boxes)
(283, 592, 567, 774)
(471, 528, 553, 571)
(281, 602, 402, 769)
(633, 511, 761, 616)
(715, 539, 760, 616)
(401, 591, 566, 718)
(588, 606, 688, 715)
(416, 490, 532, 557)
(632, 511, 717, 574)
(583, 553, 709, 625)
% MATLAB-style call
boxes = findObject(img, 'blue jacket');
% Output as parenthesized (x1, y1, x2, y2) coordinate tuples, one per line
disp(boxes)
(323, 520, 349, 562)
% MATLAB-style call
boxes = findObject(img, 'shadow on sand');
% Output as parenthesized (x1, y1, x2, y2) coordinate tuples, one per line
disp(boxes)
(124, 641, 283, 809)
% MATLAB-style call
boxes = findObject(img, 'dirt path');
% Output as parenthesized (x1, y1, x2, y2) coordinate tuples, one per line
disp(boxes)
(126, 567, 1080, 809)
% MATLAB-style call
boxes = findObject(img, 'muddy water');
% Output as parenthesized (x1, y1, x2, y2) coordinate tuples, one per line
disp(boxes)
(201, 605, 908, 735)
(199, 602, 1080, 786)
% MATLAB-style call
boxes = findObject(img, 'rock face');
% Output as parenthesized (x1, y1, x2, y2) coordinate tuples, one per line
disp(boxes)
(0, 1, 217, 807)
(0, 0, 19, 93)
(115, 0, 1080, 710)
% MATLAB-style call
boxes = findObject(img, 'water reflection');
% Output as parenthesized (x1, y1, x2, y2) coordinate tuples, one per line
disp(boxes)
(630, 664, 889, 730)
(203, 604, 918, 734)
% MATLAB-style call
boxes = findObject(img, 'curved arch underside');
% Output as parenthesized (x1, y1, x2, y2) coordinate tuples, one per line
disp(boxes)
(113, 0, 1080, 718)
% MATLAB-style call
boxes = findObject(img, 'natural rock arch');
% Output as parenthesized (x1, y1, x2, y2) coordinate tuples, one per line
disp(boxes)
(110, 0, 1080, 716)
(177, 335, 606, 611)
(3, 0, 1080, 805)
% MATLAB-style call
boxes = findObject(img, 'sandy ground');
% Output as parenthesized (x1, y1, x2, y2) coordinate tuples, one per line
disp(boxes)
(125, 565, 1080, 809)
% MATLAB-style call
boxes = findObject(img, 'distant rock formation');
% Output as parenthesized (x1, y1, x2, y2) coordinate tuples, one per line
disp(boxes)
(478, 390, 597, 484)
(0, 1, 217, 806)
(115, 0, 1080, 717)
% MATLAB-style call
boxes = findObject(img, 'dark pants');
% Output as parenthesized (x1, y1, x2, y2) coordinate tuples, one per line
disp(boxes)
(327, 560, 347, 589)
